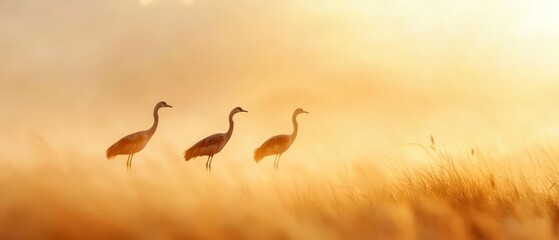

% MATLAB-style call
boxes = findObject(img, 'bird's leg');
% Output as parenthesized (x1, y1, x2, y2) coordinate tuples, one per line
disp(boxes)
(129, 154, 134, 171)
(277, 154, 282, 171)
(274, 155, 279, 171)
(206, 156, 210, 172)
(209, 155, 213, 172)
(126, 155, 131, 171)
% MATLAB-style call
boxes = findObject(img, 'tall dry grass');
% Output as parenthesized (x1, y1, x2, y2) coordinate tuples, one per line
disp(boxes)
(1, 137, 559, 239)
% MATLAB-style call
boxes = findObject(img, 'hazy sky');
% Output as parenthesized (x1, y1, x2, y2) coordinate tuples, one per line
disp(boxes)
(2, 0, 559, 165)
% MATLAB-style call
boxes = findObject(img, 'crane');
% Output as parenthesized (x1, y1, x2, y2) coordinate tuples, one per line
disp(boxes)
(254, 108, 308, 170)
(184, 107, 248, 171)
(106, 101, 172, 170)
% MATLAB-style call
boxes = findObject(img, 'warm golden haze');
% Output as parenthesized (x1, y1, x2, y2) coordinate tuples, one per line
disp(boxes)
(2, 0, 559, 238)
(2, 0, 559, 162)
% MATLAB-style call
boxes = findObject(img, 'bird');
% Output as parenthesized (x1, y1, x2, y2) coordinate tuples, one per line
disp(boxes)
(254, 108, 309, 170)
(184, 107, 248, 171)
(106, 101, 172, 170)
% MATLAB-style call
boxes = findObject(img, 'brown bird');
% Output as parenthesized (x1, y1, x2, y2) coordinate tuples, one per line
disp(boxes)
(184, 107, 248, 171)
(106, 101, 172, 170)
(254, 108, 309, 170)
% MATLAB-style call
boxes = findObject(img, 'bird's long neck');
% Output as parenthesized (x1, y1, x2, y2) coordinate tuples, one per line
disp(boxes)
(225, 111, 235, 139)
(291, 113, 299, 141)
(148, 106, 160, 136)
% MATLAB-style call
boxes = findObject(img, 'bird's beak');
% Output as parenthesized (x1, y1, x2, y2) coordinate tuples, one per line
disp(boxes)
(166, 104, 173, 108)
(303, 111, 309, 114)
(241, 109, 248, 113)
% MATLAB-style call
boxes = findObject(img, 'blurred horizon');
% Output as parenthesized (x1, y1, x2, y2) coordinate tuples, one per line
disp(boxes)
(2, 0, 559, 168)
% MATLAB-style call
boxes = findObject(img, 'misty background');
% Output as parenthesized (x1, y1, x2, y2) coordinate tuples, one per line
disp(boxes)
(2, 0, 559, 169)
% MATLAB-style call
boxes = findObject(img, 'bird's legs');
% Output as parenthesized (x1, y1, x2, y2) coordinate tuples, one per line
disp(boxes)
(206, 156, 214, 173)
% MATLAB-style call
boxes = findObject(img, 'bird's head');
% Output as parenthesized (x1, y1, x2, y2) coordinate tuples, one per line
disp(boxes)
(156, 101, 173, 109)
(295, 108, 309, 115)
(232, 107, 248, 114)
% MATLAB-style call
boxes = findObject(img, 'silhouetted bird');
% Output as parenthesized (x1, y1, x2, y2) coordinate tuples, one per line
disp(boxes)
(254, 108, 308, 170)
(106, 101, 172, 170)
(184, 107, 247, 171)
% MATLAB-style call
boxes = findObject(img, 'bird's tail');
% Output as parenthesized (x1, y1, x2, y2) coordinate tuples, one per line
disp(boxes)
(106, 144, 117, 160)
(184, 148, 195, 161)
(254, 147, 265, 163)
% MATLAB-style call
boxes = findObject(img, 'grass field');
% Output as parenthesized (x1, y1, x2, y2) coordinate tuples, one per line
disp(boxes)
(2, 138, 559, 239)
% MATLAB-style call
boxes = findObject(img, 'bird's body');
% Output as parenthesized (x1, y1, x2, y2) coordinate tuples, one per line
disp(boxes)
(183, 133, 229, 160)
(106, 130, 152, 158)
(253, 134, 291, 161)
(254, 108, 308, 170)
(106, 101, 172, 170)
(184, 107, 248, 171)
